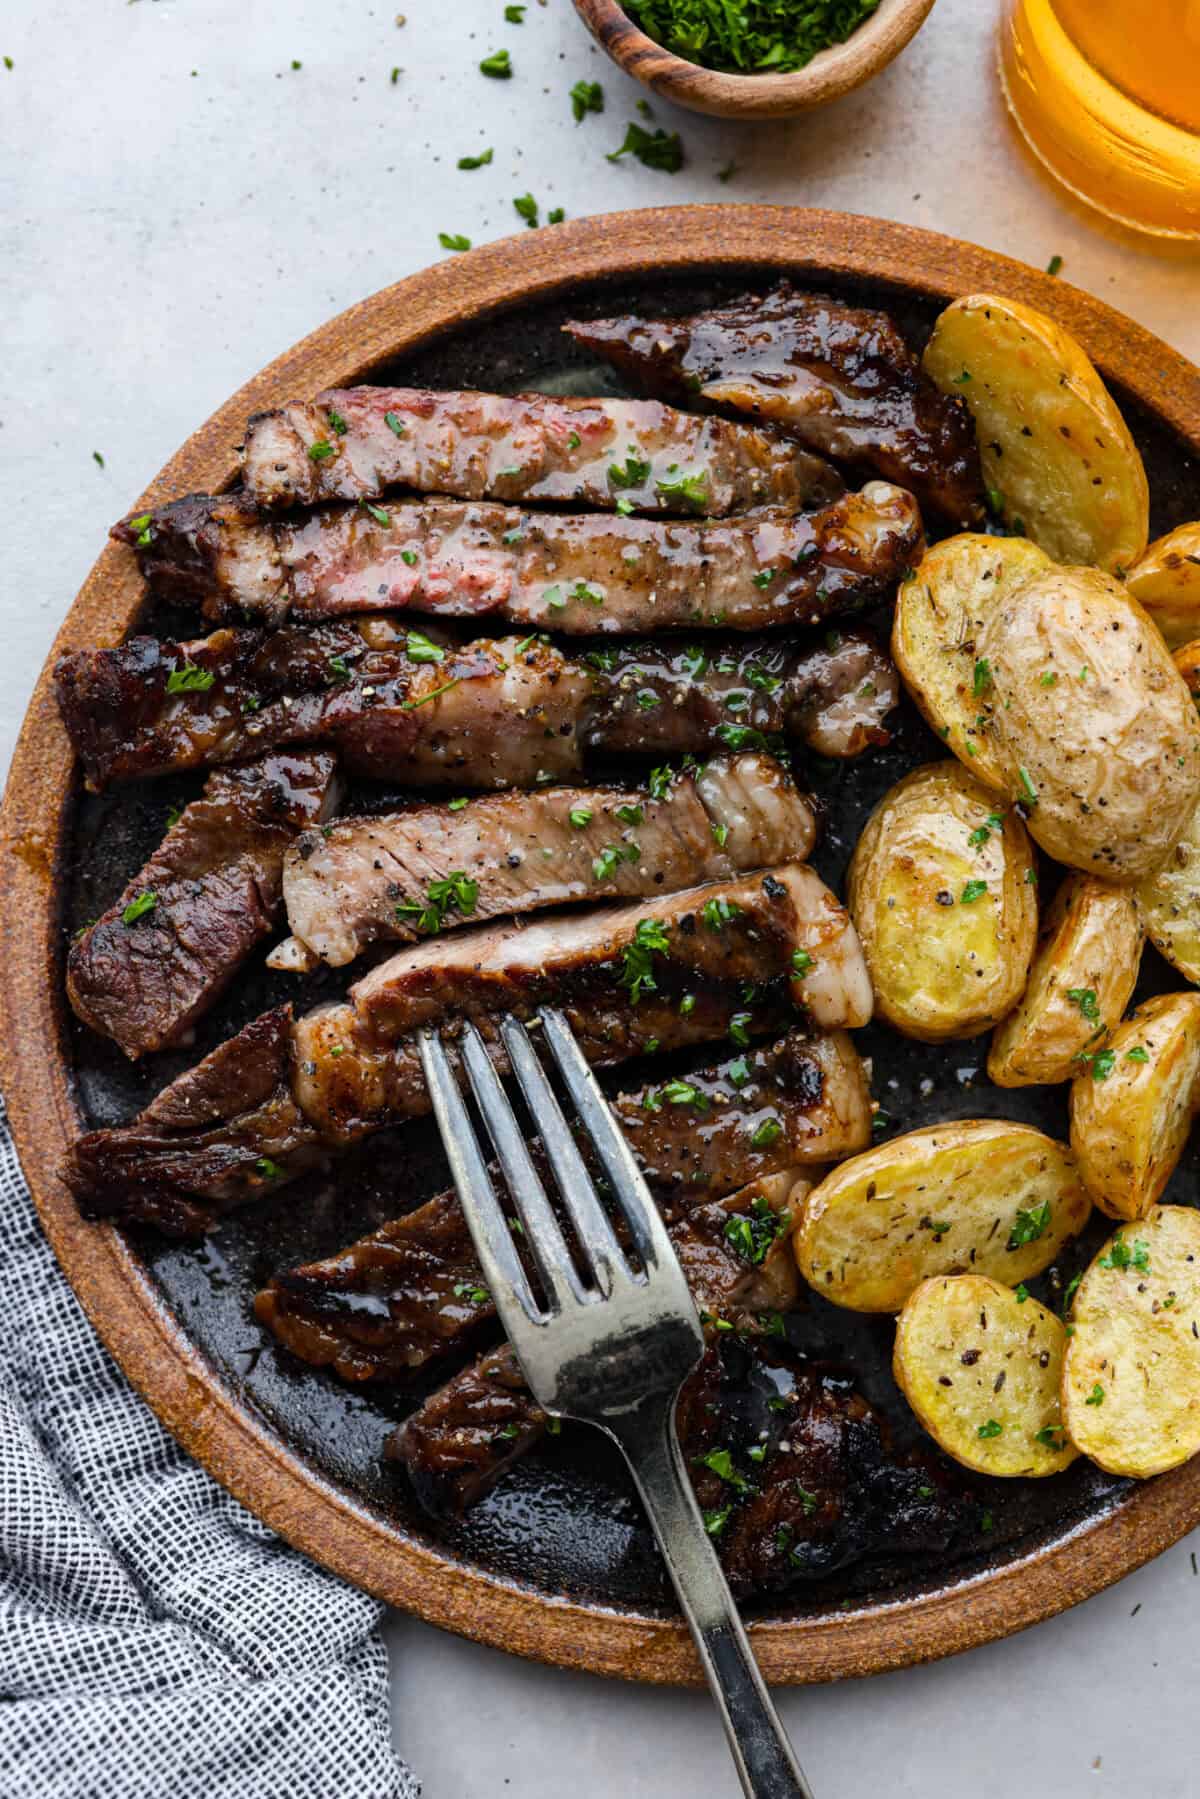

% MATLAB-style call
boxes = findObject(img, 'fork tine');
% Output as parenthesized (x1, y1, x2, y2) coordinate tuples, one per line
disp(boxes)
(499, 1015, 629, 1296)
(458, 1023, 585, 1313)
(417, 1028, 539, 1321)
(538, 1007, 682, 1277)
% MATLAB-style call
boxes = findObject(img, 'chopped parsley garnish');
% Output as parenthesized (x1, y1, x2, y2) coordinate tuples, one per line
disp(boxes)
(608, 448, 652, 490)
(1035, 1425, 1067, 1449)
(384, 410, 407, 438)
(693, 1447, 756, 1495)
(438, 232, 472, 252)
(1014, 1283, 1030, 1304)
(571, 580, 605, 607)
(1100, 1235, 1150, 1274)
(968, 812, 1005, 849)
(619, 918, 671, 1003)
(972, 657, 992, 696)
(479, 48, 512, 77)
(960, 879, 988, 904)
(1077, 1046, 1117, 1081)
(1047, 253, 1064, 276)
(715, 723, 769, 752)
(448, 797, 470, 812)
(635, 690, 661, 711)
(307, 439, 335, 462)
(458, 148, 494, 169)
(702, 896, 740, 932)
(166, 663, 215, 694)
(727, 1055, 751, 1089)
(751, 570, 775, 590)
(728, 1011, 752, 1048)
(405, 630, 446, 665)
(1066, 988, 1101, 1025)
(647, 764, 675, 799)
(128, 512, 153, 546)
(505, 3, 526, 19)
(360, 500, 391, 527)
(724, 1196, 787, 1265)
(1126, 1045, 1150, 1063)
(703, 1505, 732, 1538)
(327, 406, 349, 436)
(327, 655, 351, 681)
(400, 549, 419, 566)
(607, 121, 685, 174)
(655, 467, 709, 507)
(622, 0, 879, 72)
(745, 662, 781, 694)
(977, 1419, 1003, 1439)
(569, 807, 593, 830)
(547, 206, 566, 225)
(615, 802, 644, 826)
(255, 1157, 284, 1179)
(395, 870, 479, 934)
(1008, 1199, 1052, 1249)
(121, 891, 157, 926)
(1085, 1383, 1105, 1406)
(569, 78, 604, 121)
(750, 1116, 782, 1149)
(1018, 765, 1039, 806)
(513, 193, 539, 228)
(453, 1281, 490, 1305)
(592, 842, 640, 882)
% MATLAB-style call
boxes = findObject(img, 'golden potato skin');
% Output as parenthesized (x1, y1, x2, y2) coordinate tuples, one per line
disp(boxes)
(1062, 1207, 1200, 1478)
(895, 1275, 1077, 1477)
(1174, 638, 1200, 705)
(1135, 790, 1200, 985)
(892, 534, 1051, 789)
(1126, 523, 1200, 649)
(795, 1120, 1092, 1312)
(978, 566, 1200, 882)
(847, 761, 1037, 1042)
(922, 292, 1149, 573)
(988, 875, 1143, 1088)
(1069, 993, 1200, 1221)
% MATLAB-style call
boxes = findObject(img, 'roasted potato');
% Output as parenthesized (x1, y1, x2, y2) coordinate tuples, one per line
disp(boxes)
(1062, 1206, 1200, 1477)
(1135, 792, 1200, 985)
(922, 292, 1149, 573)
(847, 761, 1037, 1042)
(892, 533, 1051, 788)
(977, 565, 1200, 882)
(795, 1120, 1091, 1312)
(988, 875, 1143, 1088)
(894, 1275, 1077, 1477)
(1174, 638, 1200, 705)
(1069, 993, 1200, 1220)
(1126, 522, 1200, 648)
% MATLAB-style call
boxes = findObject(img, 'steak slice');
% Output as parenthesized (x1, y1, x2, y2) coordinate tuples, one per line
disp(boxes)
(565, 285, 985, 527)
(67, 751, 340, 1057)
(65, 868, 871, 1231)
(54, 618, 898, 792)
(275, 752, 816, 970)
(113, 484, 921, 632)
(241, 387, 841, 517)
(388, 1168, 808, 1517)
(255, 1021, 870, 1382)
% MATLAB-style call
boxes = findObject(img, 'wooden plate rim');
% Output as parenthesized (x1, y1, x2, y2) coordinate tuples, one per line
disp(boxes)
(3, 206, 1200, 1687)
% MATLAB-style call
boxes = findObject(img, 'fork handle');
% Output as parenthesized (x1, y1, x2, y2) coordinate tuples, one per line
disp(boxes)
(609, 1403, 815, 1799)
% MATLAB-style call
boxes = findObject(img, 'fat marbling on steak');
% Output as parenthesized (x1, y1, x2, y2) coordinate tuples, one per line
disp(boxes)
(241, 387, 842, 516)
(53, 619, 899, 791)
(275, 752, 817, 970)
(113, 482, 922, 632)
(64, 865, 872, 1232)
(565, 284, 985, 527)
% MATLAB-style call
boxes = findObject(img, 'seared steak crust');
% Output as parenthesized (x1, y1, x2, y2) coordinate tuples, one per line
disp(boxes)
(54, 618, 898, 792)
(565, 285, 985, 527)
(241, 387, 841, 517)
(67, 751, 339, 1057)
(114, 484, 921, 633)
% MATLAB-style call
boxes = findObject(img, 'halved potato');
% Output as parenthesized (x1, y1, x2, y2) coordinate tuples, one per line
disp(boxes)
(1174, 638, 1200, 705)
(978, 566, 1200, 882)
(847, 761, 1037, 1042)
(1069, 993, 1200, 1220)
(1126, 523, 1200, 648)
(1135, 792, 1200, 984)
(892, 534, 1051, 788)
(795, 1120, 1091, 1312)
(895, 1274, 1077, 1477)
(922, 292, 1149, 573)
(1062, 1206, 1200, 1477)
(988, 875, 1143, 1088)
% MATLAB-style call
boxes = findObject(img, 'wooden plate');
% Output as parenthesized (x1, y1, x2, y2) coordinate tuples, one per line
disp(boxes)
(4, 208, 1200, 1687)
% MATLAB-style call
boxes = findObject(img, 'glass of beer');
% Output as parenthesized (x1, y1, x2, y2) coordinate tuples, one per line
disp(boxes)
(999, 0, 1200, 239)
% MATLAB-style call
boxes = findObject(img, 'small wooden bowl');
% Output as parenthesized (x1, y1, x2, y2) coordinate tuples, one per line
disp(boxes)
(573, 0, 938, 118)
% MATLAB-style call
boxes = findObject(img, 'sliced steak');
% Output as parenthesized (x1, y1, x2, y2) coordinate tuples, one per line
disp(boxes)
(64, 868, 871, 1230)
(67, 752, 340, 1057)
(113, 484, 921, 633)
(276, 752, 815, 970)
(566, 286, 985, 527)
(54, 618, 898, 791)
(241, 387, 840, 517)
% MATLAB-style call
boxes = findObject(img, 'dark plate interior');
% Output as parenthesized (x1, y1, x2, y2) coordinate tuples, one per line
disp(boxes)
(61, 269, 1200, 1623)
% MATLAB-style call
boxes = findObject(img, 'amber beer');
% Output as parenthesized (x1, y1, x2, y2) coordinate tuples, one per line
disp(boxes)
(999, 0, 1200, 238)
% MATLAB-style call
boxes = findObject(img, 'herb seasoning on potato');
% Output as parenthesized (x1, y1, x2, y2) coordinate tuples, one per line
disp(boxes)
(1069, 993, 1200, 1220)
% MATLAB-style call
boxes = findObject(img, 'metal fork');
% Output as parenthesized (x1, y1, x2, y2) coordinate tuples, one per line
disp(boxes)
(419, 1008, 814, 1799)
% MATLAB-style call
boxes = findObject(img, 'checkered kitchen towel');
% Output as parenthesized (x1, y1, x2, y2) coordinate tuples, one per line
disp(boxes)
(0, 1097, 418, 1799)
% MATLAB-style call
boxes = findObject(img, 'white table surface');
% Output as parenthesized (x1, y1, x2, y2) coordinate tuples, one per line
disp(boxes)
(4, 2, 1200, 1794)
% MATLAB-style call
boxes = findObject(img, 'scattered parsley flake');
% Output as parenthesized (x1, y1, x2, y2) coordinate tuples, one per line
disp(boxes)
(1009, 1199, 1052, 1249)
(438, 232, 472, 252)
(607, 121, 685, 174)
(121, 891, 157, 926)
(166, 663, 214, 694)
(458, 148, 494, 170)
(569, 78, 604, 121)
(480, 48, 512, 77)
